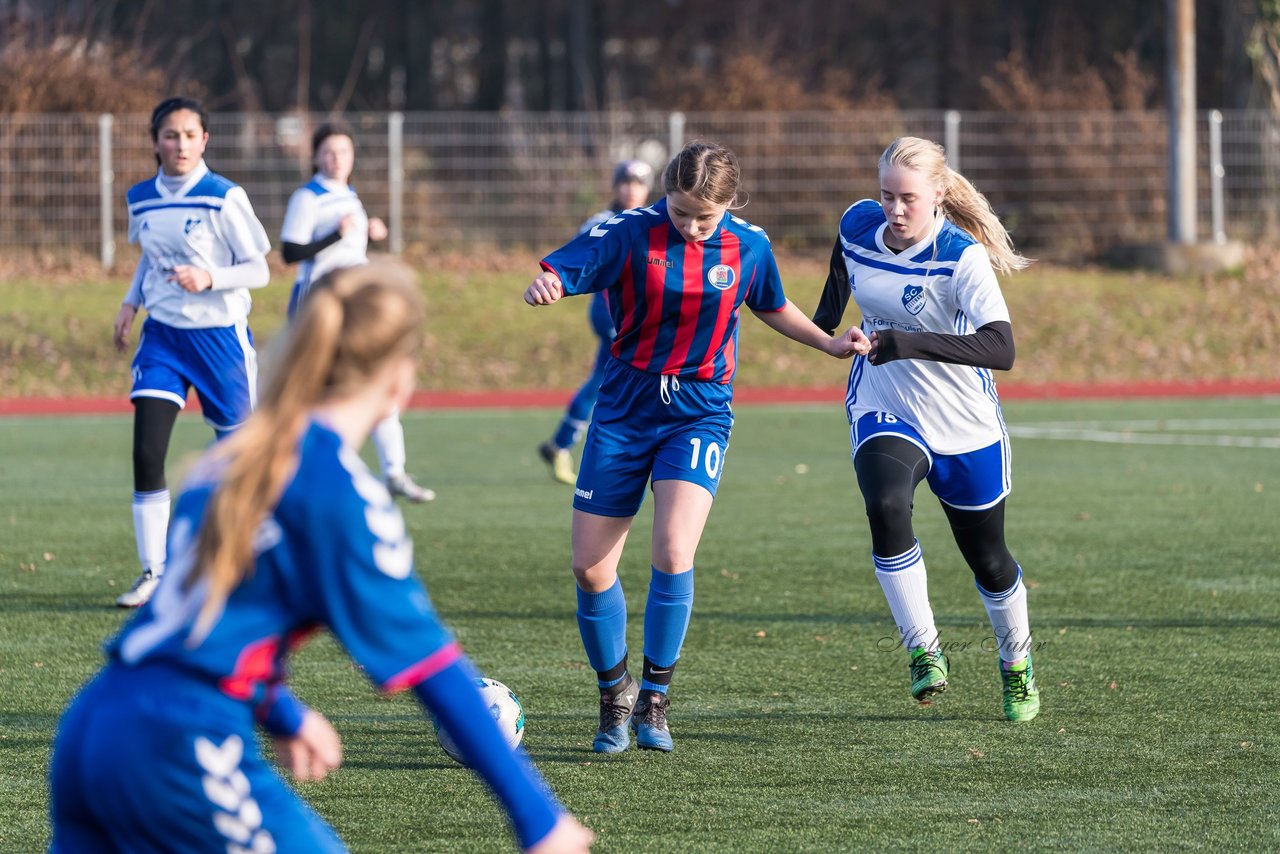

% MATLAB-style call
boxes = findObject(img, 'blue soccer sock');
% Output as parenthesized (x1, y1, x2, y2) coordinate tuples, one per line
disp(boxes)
(641, 566, 695, 694)
(576, 579, 628, 688)
(552, 415, 588, 451)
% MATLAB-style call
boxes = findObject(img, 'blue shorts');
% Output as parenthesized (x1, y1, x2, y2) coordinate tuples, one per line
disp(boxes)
(573, 358, 734, 517)
(851, 411, 1011, 510)
(131, 318, 257, 432)
(50, 663, 345, 853)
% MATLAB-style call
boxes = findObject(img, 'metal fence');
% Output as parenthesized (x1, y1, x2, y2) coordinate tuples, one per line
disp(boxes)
(1, 109, 1277, 268)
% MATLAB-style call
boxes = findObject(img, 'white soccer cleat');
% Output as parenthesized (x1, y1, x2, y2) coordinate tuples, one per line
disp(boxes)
(387, 473, 436, 503)
(116, 570, 160, 608)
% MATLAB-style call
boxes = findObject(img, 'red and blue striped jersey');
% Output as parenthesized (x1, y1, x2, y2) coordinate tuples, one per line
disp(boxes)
(541, 197, 787, 384)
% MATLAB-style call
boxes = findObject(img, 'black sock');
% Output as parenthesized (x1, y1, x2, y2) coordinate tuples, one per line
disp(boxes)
(597, 655, 628, 692)
(641, 655, 676, 691)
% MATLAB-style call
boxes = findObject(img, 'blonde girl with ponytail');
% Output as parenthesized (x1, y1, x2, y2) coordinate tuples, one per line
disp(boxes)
(51, 262, 593, 854)
(813, 136, 1042, 723)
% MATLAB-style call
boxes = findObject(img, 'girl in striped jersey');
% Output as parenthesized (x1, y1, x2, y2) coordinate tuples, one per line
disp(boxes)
(281, 122, 435, 504)
(525, 142, 869, 753)
(112, 97, 272, 608)
(54, 263, 593, 854)
(812, 136, 1040, 721)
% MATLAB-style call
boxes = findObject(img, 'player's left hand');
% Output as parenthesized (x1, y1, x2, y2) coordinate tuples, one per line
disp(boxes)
(274, 709, 343, 782)
(828, 325, 871, 358)
(368, 216, 389, 242)
(168, 265, 213, 293)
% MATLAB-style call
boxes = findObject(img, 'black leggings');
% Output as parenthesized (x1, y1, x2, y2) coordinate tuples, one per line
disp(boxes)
(132, 397, 180, 493)
(853, 435, 1020, 593)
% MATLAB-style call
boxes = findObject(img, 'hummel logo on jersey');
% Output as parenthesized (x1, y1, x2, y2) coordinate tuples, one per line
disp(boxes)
(184, 216, 202, 235)
(902, 284, 926, 315)
(707, 264, 736, 290)
(647, 255, 673, 268)
(575, 487, 593, 500)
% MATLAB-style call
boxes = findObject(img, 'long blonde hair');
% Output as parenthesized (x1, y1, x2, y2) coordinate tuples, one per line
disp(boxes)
(879, 136, 1031, 275)
(189, 261, 425, 637)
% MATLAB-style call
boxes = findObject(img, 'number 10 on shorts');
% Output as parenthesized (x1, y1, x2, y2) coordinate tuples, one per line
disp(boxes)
(688, 437, 722, 478)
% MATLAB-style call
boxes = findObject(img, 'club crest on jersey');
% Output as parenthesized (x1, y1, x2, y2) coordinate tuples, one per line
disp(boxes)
(707, 264, 736, 290)
(184, 216, 203, 235)
(902, 284, 926, 315)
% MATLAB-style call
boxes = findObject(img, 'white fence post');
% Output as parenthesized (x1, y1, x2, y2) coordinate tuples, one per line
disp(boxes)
(1208, 109, 1226, 244)
(388, 111, 404, 256)
(669, 111, 685, 158)
(99, 114, 115, 270)
(944, 110, 961, 172)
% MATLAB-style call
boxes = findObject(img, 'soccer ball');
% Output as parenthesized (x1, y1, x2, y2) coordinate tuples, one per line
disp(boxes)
(433, 677, 525, 765)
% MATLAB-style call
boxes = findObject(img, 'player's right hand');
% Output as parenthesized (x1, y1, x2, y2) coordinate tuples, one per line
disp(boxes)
(526, 815, 594, 853)
(274, 709, 344, 782)
(524, 273, 563, 306)
(113, 304, 137, 352)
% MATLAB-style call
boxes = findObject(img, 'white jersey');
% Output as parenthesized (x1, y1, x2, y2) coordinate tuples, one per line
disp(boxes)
(280, 176, 371, 297)
(126, 162, 271, 329)
(839, 199, 1011, 455)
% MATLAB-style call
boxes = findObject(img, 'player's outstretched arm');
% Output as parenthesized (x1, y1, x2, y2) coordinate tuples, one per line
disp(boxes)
(753, 300, 870, 358)
(524, 272, 564, 306)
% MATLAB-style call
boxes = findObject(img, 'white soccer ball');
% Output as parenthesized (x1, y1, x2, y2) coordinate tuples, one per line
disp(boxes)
(434, 677, 526, 765)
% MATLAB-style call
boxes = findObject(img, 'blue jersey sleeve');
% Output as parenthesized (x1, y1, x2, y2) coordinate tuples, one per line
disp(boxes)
(541, 215, 636, 297)
(742, 240, 786, 313)
(303, 445, 458, 693)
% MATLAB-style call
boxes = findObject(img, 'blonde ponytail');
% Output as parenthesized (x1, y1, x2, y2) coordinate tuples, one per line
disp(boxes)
(879, 137, 1031, 275)
(188, 261, 425, 638)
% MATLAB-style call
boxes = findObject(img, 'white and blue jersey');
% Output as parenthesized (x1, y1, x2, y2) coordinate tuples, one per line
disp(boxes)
(124, 161, 269, 429)
(281, 176, 371, 309)
(125, 161, 271, 329)
(838, 199, 1011, 455)
(110, 420, 454, 698)
(50, 420, 562, 851)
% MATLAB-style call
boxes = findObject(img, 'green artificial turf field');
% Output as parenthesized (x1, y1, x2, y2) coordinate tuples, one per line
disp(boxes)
(1, 398, 1277, 851)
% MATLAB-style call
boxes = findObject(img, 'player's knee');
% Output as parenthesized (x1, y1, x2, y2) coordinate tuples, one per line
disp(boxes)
(132, 438, 167, 492)
(650, 544, 696, 574)
(864, 490, 914, 528)
(571, 563, 616, 593)
(970, 553, 1019, 594)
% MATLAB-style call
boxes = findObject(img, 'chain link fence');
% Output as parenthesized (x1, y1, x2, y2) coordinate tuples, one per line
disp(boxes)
(1, 109, 1277, 267)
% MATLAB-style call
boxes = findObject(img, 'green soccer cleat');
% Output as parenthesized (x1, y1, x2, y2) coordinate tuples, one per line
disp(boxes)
(909, 646, 950, 702)
(1000, 654, 1041, 721)
(538, 441, 577, 485)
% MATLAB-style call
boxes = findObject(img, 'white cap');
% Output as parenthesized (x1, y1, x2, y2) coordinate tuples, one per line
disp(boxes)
(612, 159, 654, 189)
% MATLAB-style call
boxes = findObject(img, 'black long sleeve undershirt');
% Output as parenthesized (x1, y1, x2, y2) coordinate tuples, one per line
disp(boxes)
(811, 237, 1016, 371)
(281, 229, 342, 264)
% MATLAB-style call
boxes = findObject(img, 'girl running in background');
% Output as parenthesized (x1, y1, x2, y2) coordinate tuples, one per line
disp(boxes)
(537, 159, 654, 484)
(812, 136, 1040, 721)
(54, 262, 593, 854)
(112, 96, 271, 608)
(525, 141, 869, 753)
(281, 121, 434, 503)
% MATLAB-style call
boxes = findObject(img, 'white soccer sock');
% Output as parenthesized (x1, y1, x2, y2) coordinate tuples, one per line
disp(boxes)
(873, 540, 939, 653)
(132, 489, 170, 576)
(372, 412, 407, 478)
(978, 569, 1033, 664)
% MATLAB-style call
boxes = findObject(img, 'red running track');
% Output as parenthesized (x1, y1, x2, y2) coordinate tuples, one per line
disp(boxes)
(2, 379, 1279, 417)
